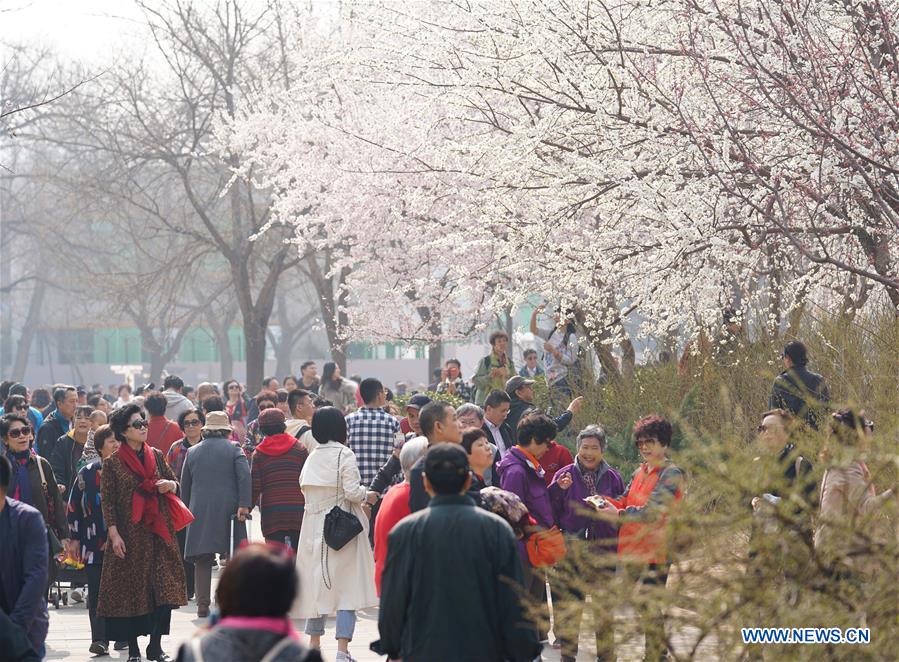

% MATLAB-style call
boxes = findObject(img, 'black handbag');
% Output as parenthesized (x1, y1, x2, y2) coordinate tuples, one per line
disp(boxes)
(323, 449, 363, 551)
(321, 449, 364, 590)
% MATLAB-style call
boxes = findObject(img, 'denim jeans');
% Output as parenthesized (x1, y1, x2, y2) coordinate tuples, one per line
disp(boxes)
(304, 610, 356, 640)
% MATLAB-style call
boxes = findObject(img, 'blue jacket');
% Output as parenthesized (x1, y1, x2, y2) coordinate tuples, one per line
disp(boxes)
(0, 497, 49, 654)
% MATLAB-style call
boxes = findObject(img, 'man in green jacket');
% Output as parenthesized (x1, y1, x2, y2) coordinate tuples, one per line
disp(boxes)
(375, 443, 541, 662)
(472, 331, 515, 406)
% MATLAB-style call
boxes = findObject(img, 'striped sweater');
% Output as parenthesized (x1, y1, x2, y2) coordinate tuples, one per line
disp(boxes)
(250, 434, 308, 538)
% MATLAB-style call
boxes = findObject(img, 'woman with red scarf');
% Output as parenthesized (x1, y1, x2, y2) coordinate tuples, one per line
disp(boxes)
(97, 403, 192, 662)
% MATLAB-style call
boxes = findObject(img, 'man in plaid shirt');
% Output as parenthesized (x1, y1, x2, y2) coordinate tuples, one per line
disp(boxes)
(346, 378, 402, 486)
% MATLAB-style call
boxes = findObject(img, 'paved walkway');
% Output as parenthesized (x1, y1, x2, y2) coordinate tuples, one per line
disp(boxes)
(44, 520, 723, 660)
(46, 588, 721, 661)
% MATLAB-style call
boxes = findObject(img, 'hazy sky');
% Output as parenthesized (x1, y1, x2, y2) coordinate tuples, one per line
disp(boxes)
(1, 0, 149, 65)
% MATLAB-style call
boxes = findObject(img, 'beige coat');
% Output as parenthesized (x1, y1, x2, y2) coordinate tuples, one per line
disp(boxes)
(293, 442, 377, 618)
(814, 460, 894, 577)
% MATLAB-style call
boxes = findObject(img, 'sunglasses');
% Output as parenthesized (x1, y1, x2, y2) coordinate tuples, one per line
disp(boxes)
(183, 419, 202, 427)
(130, 419, 149, 430)
(228, 385, 241, 391)
(634, 438, 659, 448)
(7, 426, 33, 439)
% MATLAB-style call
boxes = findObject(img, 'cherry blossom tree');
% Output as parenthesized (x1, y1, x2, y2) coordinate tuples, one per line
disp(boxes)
(227, 0, 898, 364)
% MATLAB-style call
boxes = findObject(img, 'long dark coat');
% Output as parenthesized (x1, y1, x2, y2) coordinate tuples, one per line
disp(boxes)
(97, 447, 187, 617)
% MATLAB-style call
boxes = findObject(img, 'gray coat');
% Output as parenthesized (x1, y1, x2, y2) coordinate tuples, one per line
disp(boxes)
(181, 436, 251, 559)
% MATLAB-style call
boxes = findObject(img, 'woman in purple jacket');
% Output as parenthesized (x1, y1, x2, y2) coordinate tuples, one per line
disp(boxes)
(496, 412, 558, 643)
(549, 425, 624, 662)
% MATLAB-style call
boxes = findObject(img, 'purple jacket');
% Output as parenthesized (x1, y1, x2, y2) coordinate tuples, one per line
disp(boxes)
(549, 461, 624, 553)
(496, 447, 554, 529)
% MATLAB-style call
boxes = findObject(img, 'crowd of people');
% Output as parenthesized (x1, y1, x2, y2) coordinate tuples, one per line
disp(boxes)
(1, 333, 896, 661)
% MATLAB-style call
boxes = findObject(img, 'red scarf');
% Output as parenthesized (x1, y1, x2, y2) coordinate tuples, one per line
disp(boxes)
(118, 442, 194, 541)
(255, 433, 299, 457)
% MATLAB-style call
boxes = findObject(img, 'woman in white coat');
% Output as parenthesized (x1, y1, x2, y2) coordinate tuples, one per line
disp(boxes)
(295, 407, 377, 662)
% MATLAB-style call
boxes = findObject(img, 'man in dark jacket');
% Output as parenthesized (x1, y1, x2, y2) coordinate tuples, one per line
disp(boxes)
(36, 386, 77, 458)
(374, 444, 541, 662)
(769, 341, 829, 428)
(408, 401, 463, 512)
(504, 375, 582, 443)
(49, 405, 93, 499)
(0, 456, 49, 659)
(481, 389, 514, 459)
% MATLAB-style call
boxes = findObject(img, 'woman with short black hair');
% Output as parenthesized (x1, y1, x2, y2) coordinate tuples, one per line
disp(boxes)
(294, 407, 376, 661)
(176, 544, 321, 661)
(97, 403, 189, 662)
(67, 424, 121, 656)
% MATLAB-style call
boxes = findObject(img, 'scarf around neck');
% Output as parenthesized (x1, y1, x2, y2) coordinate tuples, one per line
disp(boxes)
(118, 442, 194, 541)
(4, 447, 33, 504)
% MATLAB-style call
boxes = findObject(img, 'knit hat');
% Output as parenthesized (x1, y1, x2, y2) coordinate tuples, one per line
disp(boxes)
(257, 407, 285, 429)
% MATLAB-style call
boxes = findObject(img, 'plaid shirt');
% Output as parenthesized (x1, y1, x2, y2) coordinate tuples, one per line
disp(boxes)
(346, 407, 401, 486)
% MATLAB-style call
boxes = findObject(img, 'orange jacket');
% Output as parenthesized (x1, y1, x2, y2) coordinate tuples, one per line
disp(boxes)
(608, 460, 684, 564)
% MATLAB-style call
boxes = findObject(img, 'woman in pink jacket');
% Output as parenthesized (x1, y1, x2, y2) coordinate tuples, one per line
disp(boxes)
(815, 409, 895, 581)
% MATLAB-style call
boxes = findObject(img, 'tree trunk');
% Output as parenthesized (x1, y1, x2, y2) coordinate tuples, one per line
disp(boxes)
(428, 341, 442, 382)
(620, 336, 636, 380)
(11, 280, 46, 381)
(147, 350, 166, 385)
(208, 313, 234, 380)
(244, 315, 268, 393)
(593, 340, 622, 382)
(304, 254, 348, 373)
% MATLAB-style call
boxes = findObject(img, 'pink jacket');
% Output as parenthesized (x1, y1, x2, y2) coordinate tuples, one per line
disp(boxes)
(814, 460, 894, 576)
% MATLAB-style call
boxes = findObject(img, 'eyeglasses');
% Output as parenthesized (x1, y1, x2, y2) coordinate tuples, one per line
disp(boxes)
(183, 419, 202, 427)
(634, 438, 658, 448)
(7, 426, 33, 439)
(130, 419, 149, 430)
(228, 385, 241, 391)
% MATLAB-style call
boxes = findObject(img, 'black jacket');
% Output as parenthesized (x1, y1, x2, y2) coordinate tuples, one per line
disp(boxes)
(49, 434, 85, 499)
(408, 456, 429, 513)
(35, 412, 68, 459)
(769, 366, 830, 428)
(481, 421, 514, 457)
(374, 494, 542, 662)
(505, 398, 573, 444)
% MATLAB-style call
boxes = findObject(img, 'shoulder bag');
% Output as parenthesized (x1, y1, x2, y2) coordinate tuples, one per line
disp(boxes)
(526, 525, 567, 568)
(36, 457, 64, 557)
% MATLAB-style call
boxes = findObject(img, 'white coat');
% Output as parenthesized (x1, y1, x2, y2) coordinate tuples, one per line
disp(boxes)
(294, 442, 377, 618)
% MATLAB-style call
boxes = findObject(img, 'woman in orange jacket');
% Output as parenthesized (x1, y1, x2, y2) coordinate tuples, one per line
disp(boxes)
(595, 415, 684, 662)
